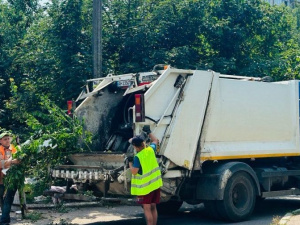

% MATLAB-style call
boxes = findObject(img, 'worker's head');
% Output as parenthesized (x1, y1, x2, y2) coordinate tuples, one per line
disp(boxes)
(0, 132, 13, 148)
(130, 136, 145, 152)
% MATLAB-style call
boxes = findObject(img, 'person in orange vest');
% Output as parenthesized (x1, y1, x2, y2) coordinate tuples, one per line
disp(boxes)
(0, 132, 20, 225)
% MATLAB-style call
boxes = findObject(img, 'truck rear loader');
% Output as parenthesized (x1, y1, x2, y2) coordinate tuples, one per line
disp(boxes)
(52, 66, 300, 222)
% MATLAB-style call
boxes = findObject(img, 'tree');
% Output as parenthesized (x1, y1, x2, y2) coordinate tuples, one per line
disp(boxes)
(3, 78, 91, 195)
(2, 0, 300, 137)
(0, 0, 40, 128)
(11, 0, 93, 106)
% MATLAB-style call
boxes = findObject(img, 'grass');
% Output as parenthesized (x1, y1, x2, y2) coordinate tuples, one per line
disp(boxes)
(83, 190, 94, 197)
(47, 218, 71, 225)
(24, 211, 44, 222)
(54, 204, 70, 213)
(270, 215, 281, 225)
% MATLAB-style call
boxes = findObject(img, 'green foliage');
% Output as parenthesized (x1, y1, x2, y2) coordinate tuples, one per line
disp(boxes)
(1, 0, 300, 193)
(1, 0, 300, 114)
(48, 218, 71, 225)
(98, 0, 300, 79)
(3, 79, 92, 190)
(18, 4, 87, 104)
(24, 211, 44, 222)
(83, 190, 93, 196)
(54, 204, 70, 213)
(0, 0, 42, 129)
(23, 183, 35, 203)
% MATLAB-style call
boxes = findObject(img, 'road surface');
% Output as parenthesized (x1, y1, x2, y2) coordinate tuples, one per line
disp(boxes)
(14, 196, 300, 225)
(88, 197, 300, 225)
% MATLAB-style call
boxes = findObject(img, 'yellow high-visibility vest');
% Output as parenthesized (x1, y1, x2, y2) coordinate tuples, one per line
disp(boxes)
(131, 146, 163, 195)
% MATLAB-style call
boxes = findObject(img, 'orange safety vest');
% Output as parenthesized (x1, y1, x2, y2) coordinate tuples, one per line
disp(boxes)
(0, 144, 17, 157)
(0, 145, 17, 184)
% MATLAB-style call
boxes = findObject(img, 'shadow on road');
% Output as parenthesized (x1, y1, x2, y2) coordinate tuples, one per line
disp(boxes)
(254, 198, 300, 214)
(88, 198, 300, 225)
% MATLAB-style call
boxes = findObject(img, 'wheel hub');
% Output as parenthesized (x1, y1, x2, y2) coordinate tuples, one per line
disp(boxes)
(232, 183, 248, 209)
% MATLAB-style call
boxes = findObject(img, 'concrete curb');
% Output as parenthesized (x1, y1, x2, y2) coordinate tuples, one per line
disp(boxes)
(278, 213, 293, 225)
(26, 201, 102, 209)
(24, 197, 135, 209)
(278, 209, 300, 225)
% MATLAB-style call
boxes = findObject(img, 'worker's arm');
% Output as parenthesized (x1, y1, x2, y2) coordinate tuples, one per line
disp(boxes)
(11, 159, 20, 165)
(2, 158, 20, 169)
(149, 133, 158, 145)
(142, 125, 159, 145)
(129, 162, 139, 175)
(129, 155, 141, 175)
(2, 144, 21, 168)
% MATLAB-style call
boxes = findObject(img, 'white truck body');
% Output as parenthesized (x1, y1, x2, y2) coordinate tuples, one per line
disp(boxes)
(54, 67, 300, 222)
(141, 69, 300, 169)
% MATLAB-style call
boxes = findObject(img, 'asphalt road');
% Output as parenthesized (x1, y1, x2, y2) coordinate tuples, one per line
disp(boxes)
(88, 197, 300, 225)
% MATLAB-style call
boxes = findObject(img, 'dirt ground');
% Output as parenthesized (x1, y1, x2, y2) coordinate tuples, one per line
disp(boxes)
(11, 203, 143, 225)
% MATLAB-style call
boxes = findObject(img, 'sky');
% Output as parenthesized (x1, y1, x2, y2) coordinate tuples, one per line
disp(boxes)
(40, 0, 49, 6)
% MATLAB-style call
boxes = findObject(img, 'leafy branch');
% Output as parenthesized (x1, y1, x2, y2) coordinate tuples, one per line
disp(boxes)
(4, 79, 92, 190)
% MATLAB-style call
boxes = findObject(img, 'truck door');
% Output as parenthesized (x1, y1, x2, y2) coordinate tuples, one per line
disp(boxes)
(140, 69, 214, 170)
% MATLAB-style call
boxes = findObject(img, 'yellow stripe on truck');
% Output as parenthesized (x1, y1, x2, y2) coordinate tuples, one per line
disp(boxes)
(200, 153, 300, 161)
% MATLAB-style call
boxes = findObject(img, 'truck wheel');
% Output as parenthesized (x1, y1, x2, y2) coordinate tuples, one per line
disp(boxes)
(156, 200, 183, 214)
(217, 172, 256, 222)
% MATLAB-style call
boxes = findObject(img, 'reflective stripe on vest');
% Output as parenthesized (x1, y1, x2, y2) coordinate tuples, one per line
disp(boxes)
(132, 167, 160, 180)
(131, 174, 162, 188)
(131, 146, 163, 195)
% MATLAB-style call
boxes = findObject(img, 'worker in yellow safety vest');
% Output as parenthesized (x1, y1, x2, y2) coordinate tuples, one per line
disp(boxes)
(126, 126, 163, 225)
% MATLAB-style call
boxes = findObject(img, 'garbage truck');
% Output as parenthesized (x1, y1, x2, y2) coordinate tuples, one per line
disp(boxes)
(52, 66, 300, 222)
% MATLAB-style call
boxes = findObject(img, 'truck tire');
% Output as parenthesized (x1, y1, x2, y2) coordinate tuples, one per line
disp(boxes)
(156, 200, 183, 214)
(216, 172, 256, 222)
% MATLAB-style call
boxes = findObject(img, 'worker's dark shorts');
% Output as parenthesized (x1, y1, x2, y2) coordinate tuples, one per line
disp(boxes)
(136, 188, 160, 204)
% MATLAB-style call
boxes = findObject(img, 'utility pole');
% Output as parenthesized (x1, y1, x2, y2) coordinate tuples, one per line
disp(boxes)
(92, 0, 102, 78)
